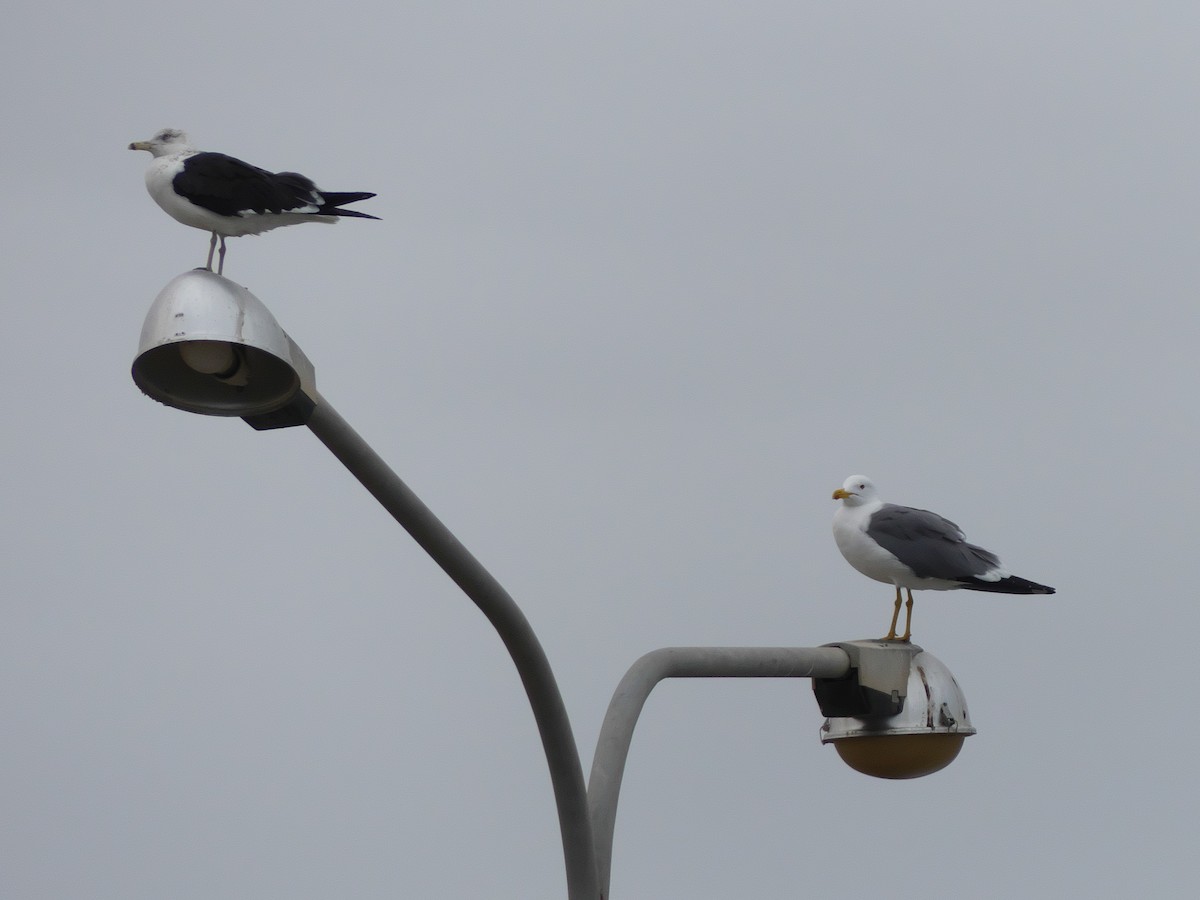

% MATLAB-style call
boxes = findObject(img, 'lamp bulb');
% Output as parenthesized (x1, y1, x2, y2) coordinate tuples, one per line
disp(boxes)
(179, 341, 237, 376)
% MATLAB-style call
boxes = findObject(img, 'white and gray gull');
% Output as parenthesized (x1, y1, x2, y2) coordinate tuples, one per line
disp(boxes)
(832, 475, 1054, 641)
(129, 129, 378, 274)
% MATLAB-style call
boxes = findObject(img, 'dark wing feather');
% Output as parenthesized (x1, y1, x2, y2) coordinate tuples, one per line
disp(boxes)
(867, 504, 1001, 581)
(173, 153, 322, 217)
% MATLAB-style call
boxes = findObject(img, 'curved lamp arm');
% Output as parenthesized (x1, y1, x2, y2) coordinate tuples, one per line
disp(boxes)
(587, 646, 851, 898)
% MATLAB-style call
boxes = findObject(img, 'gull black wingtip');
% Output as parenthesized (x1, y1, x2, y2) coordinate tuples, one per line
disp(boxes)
(320, 191, 380, 219)
(957, 575, 1056, 595)
(328, 208, 381, 221)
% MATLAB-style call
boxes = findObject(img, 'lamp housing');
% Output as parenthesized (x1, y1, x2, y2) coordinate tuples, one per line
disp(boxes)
(131, 269, 316, 429)
(813, 640, 975, 779)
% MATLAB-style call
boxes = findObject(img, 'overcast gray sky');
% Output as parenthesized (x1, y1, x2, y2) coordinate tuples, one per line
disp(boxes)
(3, 2, 1198, 898)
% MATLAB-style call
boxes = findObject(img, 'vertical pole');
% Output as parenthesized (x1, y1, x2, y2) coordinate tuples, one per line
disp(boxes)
(305, 393, 599, 900)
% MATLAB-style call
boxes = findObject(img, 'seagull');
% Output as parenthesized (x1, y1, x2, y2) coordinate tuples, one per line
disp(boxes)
(832, 475, 1054, 641)
(129, 129, 378, 274)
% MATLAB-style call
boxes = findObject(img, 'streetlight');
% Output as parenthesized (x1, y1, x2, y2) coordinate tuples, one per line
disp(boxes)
(813, 641, 975, 780)
(132, 269, 599, 897)
(132, 270, 975, 900)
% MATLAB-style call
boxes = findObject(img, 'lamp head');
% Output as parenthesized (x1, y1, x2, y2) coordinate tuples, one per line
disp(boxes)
(131, 270, 317, 428)
(813, 641, 975, 779)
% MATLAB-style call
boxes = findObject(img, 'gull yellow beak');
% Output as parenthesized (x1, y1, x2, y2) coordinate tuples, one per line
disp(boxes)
(832, 488, 851, 500)
(129, 141, 150, 151)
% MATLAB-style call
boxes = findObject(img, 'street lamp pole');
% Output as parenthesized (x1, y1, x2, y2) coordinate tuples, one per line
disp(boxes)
(304, 393, 601, 900)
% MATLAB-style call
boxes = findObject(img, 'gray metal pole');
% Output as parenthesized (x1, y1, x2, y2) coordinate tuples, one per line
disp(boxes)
(304, 392, 600, 900)
(588, 646, 851, 898)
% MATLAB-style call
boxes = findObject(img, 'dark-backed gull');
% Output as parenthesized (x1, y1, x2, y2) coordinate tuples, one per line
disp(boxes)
(832, 475, 1054, 641)
(129, 129, 378, 274)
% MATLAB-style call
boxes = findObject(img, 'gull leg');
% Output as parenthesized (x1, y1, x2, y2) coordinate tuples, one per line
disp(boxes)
(900, 589, 914, 642)
(883, 586, 903, 641)
(217, 236, 227, 275)
(205, 232, 217, 271)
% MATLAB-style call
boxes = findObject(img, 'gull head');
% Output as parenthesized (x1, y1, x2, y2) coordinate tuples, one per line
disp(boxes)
(832, 474, 878, 506)
(129, 128, 192, 157)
